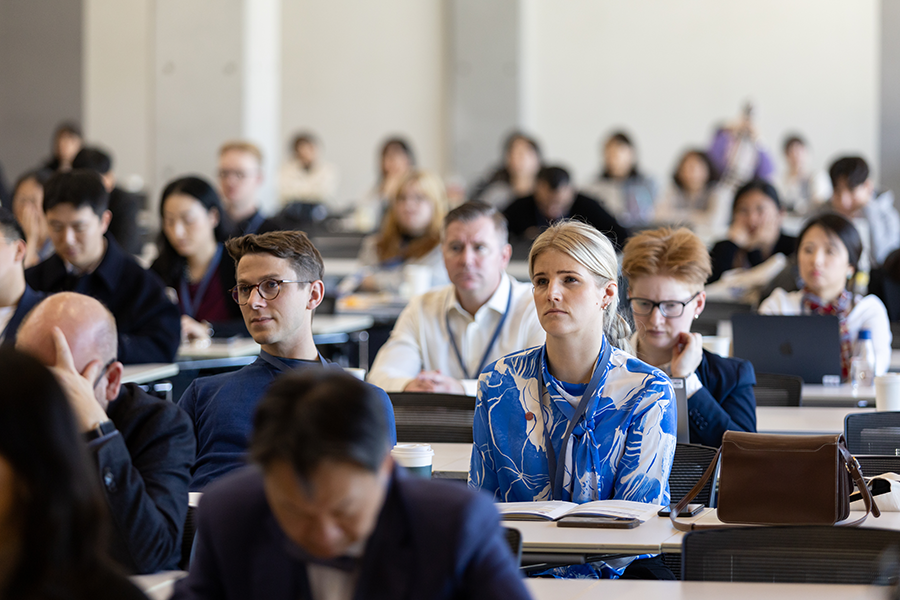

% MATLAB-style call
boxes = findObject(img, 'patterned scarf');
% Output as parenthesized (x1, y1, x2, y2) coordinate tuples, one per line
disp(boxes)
(801, 288, 854, 380)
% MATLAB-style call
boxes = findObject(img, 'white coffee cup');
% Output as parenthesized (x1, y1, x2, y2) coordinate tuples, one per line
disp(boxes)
(391, 443, 434, 478)
(875, 374, 900, 411)
(400, 264, 432, 299)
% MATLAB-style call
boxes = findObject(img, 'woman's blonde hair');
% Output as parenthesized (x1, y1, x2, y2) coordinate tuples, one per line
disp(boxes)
(376, 170, 448, 262)
(621, 227, 712, 292)
(528, 220, 632, 351)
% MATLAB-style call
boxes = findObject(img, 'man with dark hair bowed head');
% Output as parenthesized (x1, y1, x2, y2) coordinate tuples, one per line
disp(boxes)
(24, 169, 180, 364)
(16, 292, 195, 574)
(178, 230, 396, 491)
(173, 370, 531, 600)
(503, 165, 629, 249)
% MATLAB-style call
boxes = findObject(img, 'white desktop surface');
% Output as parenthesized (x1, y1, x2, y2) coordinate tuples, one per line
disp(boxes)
(431, 442, 472, 477)
(756, 405, 874, 434)
(121, 363, 179, 385)
(131, 571, 186, 600)
(505, 511, 710, 556)
(323, 258, 530, 283)
(801, 384, 875, 405)
(526, 579, 877, 600)
(312, 313, 374, 334)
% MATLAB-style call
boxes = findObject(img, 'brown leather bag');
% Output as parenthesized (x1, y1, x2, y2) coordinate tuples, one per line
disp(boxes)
(670, 431, 880, 531)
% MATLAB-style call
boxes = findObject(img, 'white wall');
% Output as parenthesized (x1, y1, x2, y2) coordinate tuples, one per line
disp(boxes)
(83, 0, 152, 191)
(280, 0, 447, 205)
(522, 0, 880, 189)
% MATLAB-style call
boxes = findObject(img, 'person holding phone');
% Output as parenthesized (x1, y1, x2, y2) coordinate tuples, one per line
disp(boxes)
(469, 220, 677, 579)
(622, 227, 757, 448)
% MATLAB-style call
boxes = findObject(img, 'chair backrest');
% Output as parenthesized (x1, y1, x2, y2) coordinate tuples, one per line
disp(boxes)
(682, 525, 900, 583)
(503, 527, 523, 567)
(387, 392, 476, 443)
(753, 372, 802, 407)
(855, 455, 900, 477)
(845, 412, 900, 455)
(179, 505, 197, 570)
(669, 443, 718, 507)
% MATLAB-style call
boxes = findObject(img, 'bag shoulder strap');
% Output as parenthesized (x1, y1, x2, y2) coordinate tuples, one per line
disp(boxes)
(669, 447, 721, 532)
(839, 443, 880, 525)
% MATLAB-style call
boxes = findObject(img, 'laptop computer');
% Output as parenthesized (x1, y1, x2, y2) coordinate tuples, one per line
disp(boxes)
(671, 377, 690, 443)
(731, 314, 842, 384)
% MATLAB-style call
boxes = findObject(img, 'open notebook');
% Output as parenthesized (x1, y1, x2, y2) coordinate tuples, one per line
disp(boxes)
(497, 499, 663, 522)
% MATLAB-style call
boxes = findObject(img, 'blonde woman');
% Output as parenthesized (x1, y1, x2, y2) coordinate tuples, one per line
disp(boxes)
(352, 170, 450, 294)
(469, 220, 676, 579)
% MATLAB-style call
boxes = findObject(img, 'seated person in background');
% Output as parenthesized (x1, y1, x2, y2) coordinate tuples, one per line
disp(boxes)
(707, 105, 774, 189)
(178, 230, 396, 490)
(43, 121, 83, 172)
(470, 220, 676, 579)
(173, 370, 529, 600)
(354, 137, 416, 233)
(708, 179, 795, 283)
(622, 227, 757, 448)
(470, 131, 542, 210)
(351, 170, 450, 294)
(504, 165, 629, 250)
(655, 149, 728, 232)
(72, 147, 144, 256)
(0, 208, 45, 349)
(25, 170, 180, 364)
(778, 134, 832, 215)
(582, 131, 657, 228)
(0, 349, 148, 599)
(277, 131, 340, 211)
(367, 202, 544, 395)
(11, 168, 54, 267)
(759, 213, 891, 379)
(151, 176, 245, 343)
(16, 292, 195, 574)
(825, 155, 900, 270)
(217, 141, 267, 235)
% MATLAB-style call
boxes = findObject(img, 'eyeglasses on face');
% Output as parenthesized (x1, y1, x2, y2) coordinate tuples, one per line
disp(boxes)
(230, 279, 311, 305)
(628, 292, 700, 319)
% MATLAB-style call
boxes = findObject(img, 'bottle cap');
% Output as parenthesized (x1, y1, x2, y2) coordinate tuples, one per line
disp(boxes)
(859, 329, 872, 340)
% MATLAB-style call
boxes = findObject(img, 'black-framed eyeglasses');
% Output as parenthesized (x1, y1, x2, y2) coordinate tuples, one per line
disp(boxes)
(93, 359, 117, 389)
(628, 292, 701, 319)
(230, 279, 311, 305)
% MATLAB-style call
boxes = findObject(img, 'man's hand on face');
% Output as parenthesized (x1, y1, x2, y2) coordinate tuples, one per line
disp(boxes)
(48, 327, 109, 433)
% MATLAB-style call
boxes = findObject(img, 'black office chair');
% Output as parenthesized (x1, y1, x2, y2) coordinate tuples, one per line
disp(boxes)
(682, 525, 900, 584)
(856, 455, 900, 478)
(179, 505, 197, 570)
(387, 392, 476, 443)
(503, 527, 523, 567)
(845, 412, 900, 455)
(669, 443, 718, 506)
(753, 372, 803, 407)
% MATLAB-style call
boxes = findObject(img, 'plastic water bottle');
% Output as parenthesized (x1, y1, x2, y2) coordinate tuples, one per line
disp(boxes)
(850, 329, 876, 392)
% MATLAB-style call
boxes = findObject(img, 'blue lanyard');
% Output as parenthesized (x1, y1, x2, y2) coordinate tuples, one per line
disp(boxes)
(179, 244, 223, 319)
(258, 350, 328, 372)
(540, 338, 612, 500)
(445, 278, 513, 380)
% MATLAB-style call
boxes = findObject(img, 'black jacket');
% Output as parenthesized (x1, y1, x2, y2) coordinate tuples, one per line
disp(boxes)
(93, 382, 195, 574)
(25, 236, 181, 364)
(0, 284, 45, 349)
(503, 193, 629, 250)
(708, 232, 797, 283)
(690, 350, 758, 447)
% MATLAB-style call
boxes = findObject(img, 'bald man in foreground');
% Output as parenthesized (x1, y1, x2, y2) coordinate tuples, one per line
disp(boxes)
(16, 292, 195, 574)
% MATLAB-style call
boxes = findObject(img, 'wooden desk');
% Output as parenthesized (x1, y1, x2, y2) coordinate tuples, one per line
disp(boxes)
(526, 579, 875, 600)
(757, 406, 874, 435)
(121, 363, 179, 385)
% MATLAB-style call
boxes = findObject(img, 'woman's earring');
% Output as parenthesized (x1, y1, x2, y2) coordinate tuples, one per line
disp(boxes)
(693, 314, 699, 320)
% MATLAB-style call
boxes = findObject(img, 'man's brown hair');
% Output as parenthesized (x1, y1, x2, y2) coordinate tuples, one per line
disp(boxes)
(225, 230, 324, 282)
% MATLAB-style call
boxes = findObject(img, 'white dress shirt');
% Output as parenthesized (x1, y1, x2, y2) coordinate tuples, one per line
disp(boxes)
(758, 288, 892, 376)
(367, 274, 546, 395)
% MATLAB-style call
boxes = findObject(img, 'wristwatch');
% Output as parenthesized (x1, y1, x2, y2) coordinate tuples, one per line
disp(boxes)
(83, 420, 116, 442)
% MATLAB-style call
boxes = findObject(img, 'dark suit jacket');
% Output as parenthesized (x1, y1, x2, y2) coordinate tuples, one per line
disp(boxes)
(691, 350, 758, 447)
(503, 192, 629, 250)
(172, 466, 530, 600)
(93, 383, 195, 574)
(108, 186, 144, 255)
(25, 236, 181, 364)
(1, 284, 45, 349)
(708, 232, 797, 283)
